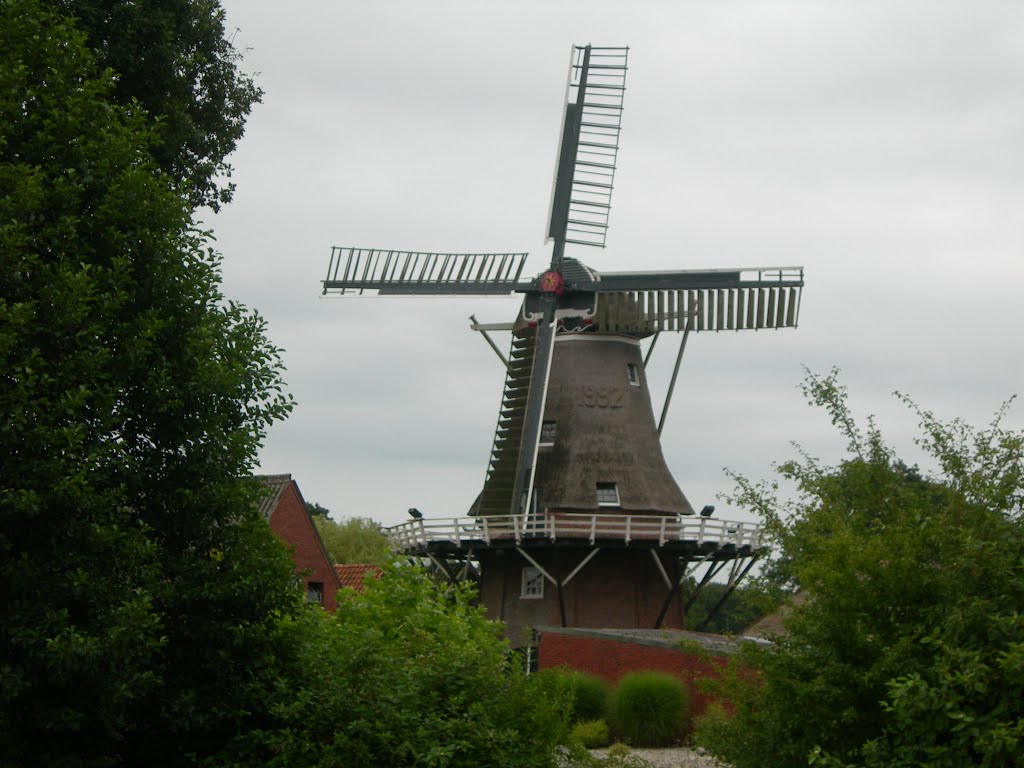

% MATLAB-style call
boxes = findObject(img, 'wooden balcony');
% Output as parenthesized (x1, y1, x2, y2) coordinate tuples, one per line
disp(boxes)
(386, 512, 762, 554)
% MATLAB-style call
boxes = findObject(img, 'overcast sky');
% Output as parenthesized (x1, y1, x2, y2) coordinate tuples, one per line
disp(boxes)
(209, 1, 1022, 529)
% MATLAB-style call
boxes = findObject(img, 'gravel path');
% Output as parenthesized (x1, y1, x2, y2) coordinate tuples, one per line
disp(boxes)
(587, 746, 728, 768)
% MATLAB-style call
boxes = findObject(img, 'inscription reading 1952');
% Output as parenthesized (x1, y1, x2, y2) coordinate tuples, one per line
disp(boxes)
(577, 385, 625, 408)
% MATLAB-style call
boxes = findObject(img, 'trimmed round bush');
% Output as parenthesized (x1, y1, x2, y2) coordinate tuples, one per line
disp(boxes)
(570, 718, 611, 748)
(567, 671, 611, 722)
(609, 671, 691, 747)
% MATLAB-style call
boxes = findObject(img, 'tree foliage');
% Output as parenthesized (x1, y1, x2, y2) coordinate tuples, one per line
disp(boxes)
(214, 564, 574, 767)
(0, 2, 296, 764)
(683, 581, 774, 635)
(304, 500, 331, 519)
(43, 0, 261, 211)
(700, 370, 1024, 768)
(315, 514, 393, 565)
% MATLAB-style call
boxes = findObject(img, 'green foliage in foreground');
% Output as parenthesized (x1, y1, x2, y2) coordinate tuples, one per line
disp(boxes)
(1, 2, 298, 765)
(570, 719, 612, 749)
(314, 514, 392, 565)
(609, 671, 691, 747)
(690, 702, 732, 753)
(537, 668, 612, 724)
(215, 564, 574, 767)
(568, 670, 613, 723)
(1, 3, 573, 766)
(699, 370, 1024, 768)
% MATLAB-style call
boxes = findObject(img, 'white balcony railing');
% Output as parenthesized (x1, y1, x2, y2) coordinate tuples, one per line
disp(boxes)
(386, 512, 762, 552)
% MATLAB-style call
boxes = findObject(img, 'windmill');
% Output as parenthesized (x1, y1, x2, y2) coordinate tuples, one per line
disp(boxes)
(323, 46, 804, 637)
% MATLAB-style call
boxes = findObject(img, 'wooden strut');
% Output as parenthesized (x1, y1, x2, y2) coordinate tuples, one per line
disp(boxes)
(695, 553, 761, 632)
(656, 552, 730, 629)
(516, 546, 567, 627)
(643, 331, 660, 367)
(469, 314, 509, 368)
(426, 553, 455, 582)
(683, 559, 732, 613)
(650, 549, 672, 589)
(654, 551, 715, 628)
(553, 547, 567, 628)
(657, 298, 698, 436)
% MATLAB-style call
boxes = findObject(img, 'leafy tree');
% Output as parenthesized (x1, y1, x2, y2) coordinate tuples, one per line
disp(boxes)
(315, 514, 393, 565)
(0, 2, 297, 764)
(43, 0, 261, 211)
(214, 564, 574, 767)
(304, 499, 331, 519)
(698, 370, 1024, 768)
(683, 581, 774, 635)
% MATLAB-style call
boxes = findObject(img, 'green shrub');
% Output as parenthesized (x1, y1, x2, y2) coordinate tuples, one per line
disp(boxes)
(531, 667, 610, 723)
(211, 565, 573, 767)
(691, 701, 733, 755)
(570, 719, 611, 748)
(610, 671, 691, 747)
(607, 742, 631, 758)
(568, 671, 612, 722)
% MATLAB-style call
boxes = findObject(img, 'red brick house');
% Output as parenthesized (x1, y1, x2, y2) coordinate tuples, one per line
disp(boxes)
(257, 474, 340, 611)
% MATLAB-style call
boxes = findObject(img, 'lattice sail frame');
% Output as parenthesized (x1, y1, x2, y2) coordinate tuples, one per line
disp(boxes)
(322, 247, 529, 296)
(546, 45, 628, 249)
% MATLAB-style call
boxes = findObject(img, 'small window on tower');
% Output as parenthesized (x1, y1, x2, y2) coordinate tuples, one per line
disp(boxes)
(627, 363, 640, 386)
(596, 482, 620, 507)
(521, 566, 544, 598)
(539, 421, 557, 446)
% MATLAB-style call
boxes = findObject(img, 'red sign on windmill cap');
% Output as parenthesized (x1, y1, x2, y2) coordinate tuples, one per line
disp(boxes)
(539, 270, 565, 296)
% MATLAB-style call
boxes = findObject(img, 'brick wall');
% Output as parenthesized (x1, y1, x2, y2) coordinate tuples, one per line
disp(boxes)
(538, 630, 729, 717)
(479, 547, 685, 644)
(268, 482, 340, 612)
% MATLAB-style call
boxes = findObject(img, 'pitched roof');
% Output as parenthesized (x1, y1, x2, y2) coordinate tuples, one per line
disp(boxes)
(255, 473, 341, 592)
(256, 473, 292, 521)
(334, 564, 382, 592)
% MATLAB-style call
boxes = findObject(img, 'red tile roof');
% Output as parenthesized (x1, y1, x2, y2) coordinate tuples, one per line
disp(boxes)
(334, 564, 382, 593)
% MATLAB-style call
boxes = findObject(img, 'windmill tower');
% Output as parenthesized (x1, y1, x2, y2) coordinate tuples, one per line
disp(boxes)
(323, 46, 804, 640)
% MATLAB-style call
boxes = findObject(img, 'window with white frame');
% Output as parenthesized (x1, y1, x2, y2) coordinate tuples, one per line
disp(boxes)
(539, 420, 557, 446)
(627, 363, 640, 386)
(596, 482, 620, 507)
(520, 566, 544, 598)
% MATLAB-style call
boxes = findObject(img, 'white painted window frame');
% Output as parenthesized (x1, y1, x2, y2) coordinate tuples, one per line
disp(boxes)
(539, 420, 557, 447)
(520, 566, 545, 598)
(596, 482, 620, 507)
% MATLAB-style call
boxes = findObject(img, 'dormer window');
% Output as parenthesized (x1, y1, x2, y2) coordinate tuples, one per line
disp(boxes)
(596, 482, 620, 507)
(540, 421, 557, 446)
(627, 363, 640, 386)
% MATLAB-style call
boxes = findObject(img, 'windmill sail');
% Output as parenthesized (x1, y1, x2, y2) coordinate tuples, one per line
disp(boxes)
(590, 268, 805, 333)
(322, 247, 529, 296)
(546, 45, 628, 249)
(476, 329, 537, 516)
